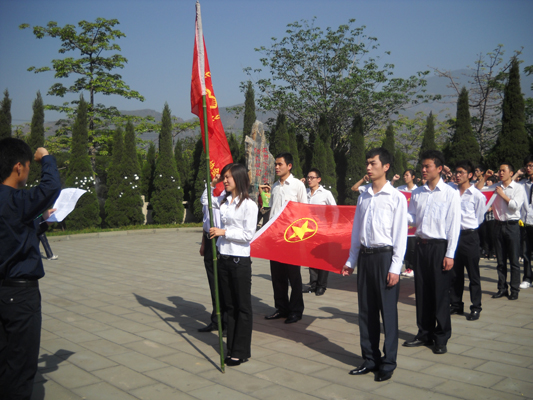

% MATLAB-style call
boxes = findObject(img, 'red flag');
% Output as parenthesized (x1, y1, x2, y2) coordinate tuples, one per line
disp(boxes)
(251, 202, 356, 274)
(191, 3, 233, 195)
(399, 190, 417, 236)
(480, 189, 496, 206)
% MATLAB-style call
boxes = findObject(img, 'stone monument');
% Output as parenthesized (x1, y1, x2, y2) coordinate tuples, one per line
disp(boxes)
(245, 120, 275, 205)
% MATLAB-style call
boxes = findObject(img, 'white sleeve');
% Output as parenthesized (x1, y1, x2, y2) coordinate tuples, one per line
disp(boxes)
(390, 194, 408, 274)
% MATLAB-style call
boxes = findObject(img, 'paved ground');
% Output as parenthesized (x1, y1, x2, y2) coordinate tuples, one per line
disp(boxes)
(31, 228, 533, 399)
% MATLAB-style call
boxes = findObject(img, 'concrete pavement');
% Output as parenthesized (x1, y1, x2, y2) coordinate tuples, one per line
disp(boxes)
(31, 228, 533, 399)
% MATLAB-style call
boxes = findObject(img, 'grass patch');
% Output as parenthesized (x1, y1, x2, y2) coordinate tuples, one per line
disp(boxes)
(47, 222, 203, 237)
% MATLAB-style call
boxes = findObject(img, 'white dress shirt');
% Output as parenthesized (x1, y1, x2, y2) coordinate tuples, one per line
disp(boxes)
(448, 183, 486, 229)
(407, 179, 461, 259)
(345, 181, 408, 275)
(519, 179, 533, 225)
(269, 174, 307, 218)
(201, 188, 258, 257)
(397, 184, 418, 192)
(485, 181, 526, 221)
(307, 186, 336, 205)
(201, 187, 224, 231)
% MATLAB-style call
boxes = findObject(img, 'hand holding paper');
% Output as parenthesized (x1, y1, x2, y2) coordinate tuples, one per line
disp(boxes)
(45, 188, 87, 223)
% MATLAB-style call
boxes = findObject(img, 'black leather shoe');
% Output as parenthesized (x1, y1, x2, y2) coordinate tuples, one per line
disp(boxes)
(466, 310, 480, 321)
(348, 366, 374, 375)
(375, 370, 393, 382)
(432, 344, 447, 354)
(315, 287, 326, 296)
(226, 358, 248, 367)
(402, 338, 433, 347)
(198, 323, 218, 332)
(450, 308, 464, 315)
(284, 314, 302, 324)
(492, 290, 509, 299)
(265, 311, 288, 320)
(302, 287, 316, 293)
(508, 292, 519, 300)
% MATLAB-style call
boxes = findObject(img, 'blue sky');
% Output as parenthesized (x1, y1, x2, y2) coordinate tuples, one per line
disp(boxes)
(1, 0, 532, 123)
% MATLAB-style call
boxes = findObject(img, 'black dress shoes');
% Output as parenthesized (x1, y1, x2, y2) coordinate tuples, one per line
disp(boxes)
(402, 338, 433, 347)
(492, 290, 509, 299)
(198, 323, 218, 332)
(466, 310, 480, 321)
(449, 308, 464, 315)
(315, 287, 326, 296)
(375, 370, 393, 382)
(226, 358, 248, 367)
(284, 314, 302, 324)
(348, 366, 374, 375)
(302, 287, 316, 293)
(265, 311, 288, 320)
(432, 344, 447, 354)
(508, 292, 519, 300)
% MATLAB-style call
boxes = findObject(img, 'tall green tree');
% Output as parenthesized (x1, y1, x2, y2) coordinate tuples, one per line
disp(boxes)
(417, 112, 437, 172)
(269, 113, 290, 157)
(344, 115, 366, 205)
(381, 123, 397, 179)
(488, 58, 529, 170)
(228, 133, 241, 165)
(241, 80, 256, 163)
(151, 104, 184, 224)
(0, 89, 12, 140)
(104, 127, 127, 227)
(174, 139, 189, 195)
(311, 115, 337, 197)
(192, 137, 207, 221)
(20, 18, 145, 152)
(64, 96, 101, 229)
(288, 125, 303, 178)
(26, 91, 45, 187)
(446, 87, 481, 167)
(141, 142, 156, 203)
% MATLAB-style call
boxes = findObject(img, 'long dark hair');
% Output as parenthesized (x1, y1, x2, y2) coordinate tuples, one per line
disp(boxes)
(221, 163, 251, 208)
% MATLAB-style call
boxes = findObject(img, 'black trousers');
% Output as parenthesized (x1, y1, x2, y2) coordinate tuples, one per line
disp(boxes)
(38, 233, 54, 258)
(451, 230, 482, 313)
(484, 220, 496, 256)
(404, 237, 416, 270)
(219, 256, 253, 359)
(495, 222, 521, 294)
(309, 268, 329, 290)
(270, 261, 304, 317)
(203, 232, 226, 327)
(414, 240, 452, 346)
(521, 226, 533, 284)
(0, 286, 41, 400)
(357, 250, 399, 372)
(257, 208, 271, 227)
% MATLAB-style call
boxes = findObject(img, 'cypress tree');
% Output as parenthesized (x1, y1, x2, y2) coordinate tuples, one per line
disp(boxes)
(117, 121, 144, 225)
(192, 137, 207, 221)
(288, 125, 303, 178)
(417, 111, 437, 173)
(269, 113, 290, 157)
(488, 58, 529, 170)
(0, 89, 12, 139)
(447, 87, 481, 167)
(241, 81, 256, 162)
(151, 104, 184, 224)
(228, 133, 241, 164)
(344, 115, 366, 205)
(26, 91, 45, 188)
(312, 115, 337, 198)
(141, 142, 156, 203)
(174, 139, 190, 201)
(104, 127, 128, 227)
(65, 96, 101, 229)
(381, 123, 397, 179)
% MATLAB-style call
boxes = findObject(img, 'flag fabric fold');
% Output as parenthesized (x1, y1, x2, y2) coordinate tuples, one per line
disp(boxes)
(251, 202, 356, 274)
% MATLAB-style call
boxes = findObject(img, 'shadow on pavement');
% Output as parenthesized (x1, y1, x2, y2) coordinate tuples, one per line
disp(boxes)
(32, 350, 75, 400)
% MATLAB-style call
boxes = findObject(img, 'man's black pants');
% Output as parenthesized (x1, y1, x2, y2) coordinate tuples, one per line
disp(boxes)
(203, 232, 226, 327)
(451, 230, 482, 313)
(520, 226, 533, 284)
(0, 286, 41, 400)
(357, 250, 399, 373)
(270, 261, 304, 317)
(414, 240, 452, 346)
(494, 222, 521, 294)
(308, 268, 329, 291)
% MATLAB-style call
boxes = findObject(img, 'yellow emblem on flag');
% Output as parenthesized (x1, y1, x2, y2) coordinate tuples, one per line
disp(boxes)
(284, 218, 318, 243)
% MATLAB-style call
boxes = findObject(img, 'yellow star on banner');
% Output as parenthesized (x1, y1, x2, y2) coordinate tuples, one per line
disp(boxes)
(289, 220, 315, 240)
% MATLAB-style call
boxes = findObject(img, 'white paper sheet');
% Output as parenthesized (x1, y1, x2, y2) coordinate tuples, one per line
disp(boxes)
(46, 188, 87, 223)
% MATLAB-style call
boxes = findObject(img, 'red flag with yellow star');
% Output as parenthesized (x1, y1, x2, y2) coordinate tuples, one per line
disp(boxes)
(251, 202, 356, 274)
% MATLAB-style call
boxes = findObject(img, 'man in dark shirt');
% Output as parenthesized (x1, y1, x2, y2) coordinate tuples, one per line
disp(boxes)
(0, 138, 61, 400)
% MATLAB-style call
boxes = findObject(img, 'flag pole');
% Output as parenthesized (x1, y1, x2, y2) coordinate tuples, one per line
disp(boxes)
(196, 1, 225, 373)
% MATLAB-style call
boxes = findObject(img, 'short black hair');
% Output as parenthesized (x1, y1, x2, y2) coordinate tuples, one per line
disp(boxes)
(420, 150, 445, 168)
(365, 147, 393, 169)
(475, 164, 485, 172)
(275, 152, 293, 171)
(307, 168, 321, 178)
(403, 169, 416, 178)
(0, 138, 33, 183)
(500, 161, 515, 174)
(524, 155, 533, 166)
(455, 160, 474, 175)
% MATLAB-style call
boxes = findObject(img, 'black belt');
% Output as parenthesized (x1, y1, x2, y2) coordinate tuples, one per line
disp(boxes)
(460, 229, 478, 235)
(360, 245, 393, 255)
(0, 279, 39, 288)
(495, 220, 518, 225)
(417, 238, 447, 245)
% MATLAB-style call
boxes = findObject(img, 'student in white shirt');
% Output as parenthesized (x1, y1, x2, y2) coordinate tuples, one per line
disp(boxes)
(304, 168, 336, 296)
(449, 161, 486, 321)
(342, 147, 407, 382)
(204, 163, 258, 366)
(516, 155, 533, 289)
(475, 162, 526, 300)
(265, 153, 307, 324)
(403, 150, 461, 355)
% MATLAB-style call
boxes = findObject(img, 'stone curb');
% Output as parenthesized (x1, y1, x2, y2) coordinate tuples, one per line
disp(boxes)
(46, 227, 204, 242)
